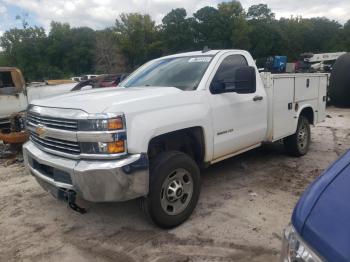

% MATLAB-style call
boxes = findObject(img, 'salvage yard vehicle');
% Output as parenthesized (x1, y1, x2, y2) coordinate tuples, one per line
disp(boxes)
(281, 150, 350, 262)
(0, 68, 124, 147)
(81, 74, 99, 80)
(71, 74, 129, 91)
(0, 67, 76, 145)
(0, 67, 28, 144)
(23, 49, 328, 228)
(71, 76, 82, 82)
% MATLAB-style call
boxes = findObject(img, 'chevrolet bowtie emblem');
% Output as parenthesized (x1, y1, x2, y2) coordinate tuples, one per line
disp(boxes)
(36, 125, 47, 138)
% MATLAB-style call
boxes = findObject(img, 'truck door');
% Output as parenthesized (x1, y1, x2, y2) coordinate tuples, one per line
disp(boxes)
(208, 54, 267, 160)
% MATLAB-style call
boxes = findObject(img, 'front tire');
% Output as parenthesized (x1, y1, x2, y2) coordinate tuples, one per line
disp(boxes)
(141, 151, 200, 229)
(284, 116, 311, 157)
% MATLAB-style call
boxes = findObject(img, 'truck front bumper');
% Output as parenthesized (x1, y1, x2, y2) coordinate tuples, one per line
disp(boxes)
(23, 141, 149, 202)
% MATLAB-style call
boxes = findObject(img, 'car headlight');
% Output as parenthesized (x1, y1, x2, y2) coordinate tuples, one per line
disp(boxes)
(78, 113, 124, 131)
(81, 141, 126, 154)
(79, 113, 126, 155)
(281, 225, 323, 262)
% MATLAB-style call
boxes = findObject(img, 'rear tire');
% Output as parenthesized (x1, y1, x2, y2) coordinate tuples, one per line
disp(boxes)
(329, 53, 350, 107)
(284, 116, 311, 157)
(141, 151, 201, 229)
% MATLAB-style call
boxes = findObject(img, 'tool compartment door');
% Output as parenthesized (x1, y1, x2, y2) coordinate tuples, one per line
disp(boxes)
(295, 76, 318, 101)
(317, 75, 328, 123)
(272, 77, 296, 140)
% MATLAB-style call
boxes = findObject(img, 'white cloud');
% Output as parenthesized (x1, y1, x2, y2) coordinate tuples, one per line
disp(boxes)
(0, 4, 7, 15)
(3, 0, 350, 32)
(241, 0, 350, 23)
(3, 0, 221, 30)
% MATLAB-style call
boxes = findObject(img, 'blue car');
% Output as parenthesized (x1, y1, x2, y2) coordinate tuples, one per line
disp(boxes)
(281, 150, 350, 262)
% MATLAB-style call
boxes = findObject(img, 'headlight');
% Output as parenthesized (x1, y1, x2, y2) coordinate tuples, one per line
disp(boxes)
(281, 225, 323, 262)
(81, 141, 125, 154)
(78, 114, 124, 131)
(79, 113, 126, 155)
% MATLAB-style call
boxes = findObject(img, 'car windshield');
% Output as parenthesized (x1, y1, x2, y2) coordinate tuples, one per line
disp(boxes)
(121, 56, 213, 90)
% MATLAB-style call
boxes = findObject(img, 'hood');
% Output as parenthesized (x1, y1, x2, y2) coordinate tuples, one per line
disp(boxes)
(27, 83, 76, 103)
(292, 149, 350, 262)
(30, 86, 183, 114)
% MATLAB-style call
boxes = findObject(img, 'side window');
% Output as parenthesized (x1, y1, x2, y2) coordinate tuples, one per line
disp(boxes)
(0, 72, 16, 95)
(211, 55, 248, 91)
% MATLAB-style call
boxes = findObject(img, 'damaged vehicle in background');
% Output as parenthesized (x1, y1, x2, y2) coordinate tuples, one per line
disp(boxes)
(0, 67, 28, 145)
(0, 68, 78, 147)
(0, 68, 129, 147)
(71, 74, 129, 91)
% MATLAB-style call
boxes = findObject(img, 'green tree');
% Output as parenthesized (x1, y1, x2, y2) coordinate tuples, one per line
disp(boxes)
(277, 17, 311, 60)
(0, 26, 48, 81)
(248, 20, 283, 59)
(247, 4, 275, 20)
(218, 1, 250, 49)
(161, 8, 195, 53)
(115, 13, 162, 68)
(193, 6, 224, 48)
(45, 22, 72, 77)
(342, 20, 350, 51)
(0, 52, 7, 66)
(95, 29, 127, 74)
(46, 22, 96, 78)
(0, 3, 349, 81)
(303, 18, 342, 53)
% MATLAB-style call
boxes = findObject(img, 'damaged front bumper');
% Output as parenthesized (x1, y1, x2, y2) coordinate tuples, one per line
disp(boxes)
(23, 141, 149, 202)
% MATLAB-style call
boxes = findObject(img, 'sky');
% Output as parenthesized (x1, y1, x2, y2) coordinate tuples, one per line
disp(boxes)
(0, 0, 349, 36)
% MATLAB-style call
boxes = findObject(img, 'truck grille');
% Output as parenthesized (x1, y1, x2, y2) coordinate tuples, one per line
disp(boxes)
(29, 131, 80, 155)
(27, 113, 78, 131)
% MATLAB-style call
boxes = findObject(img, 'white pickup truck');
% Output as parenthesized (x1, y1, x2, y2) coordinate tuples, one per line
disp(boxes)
(23, 50, 327, 228)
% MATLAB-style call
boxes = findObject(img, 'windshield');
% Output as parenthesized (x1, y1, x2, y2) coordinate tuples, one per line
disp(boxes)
(121, 56, 213, 90)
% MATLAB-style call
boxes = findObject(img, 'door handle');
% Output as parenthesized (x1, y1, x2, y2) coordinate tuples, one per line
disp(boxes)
(253, 95, 263, 102)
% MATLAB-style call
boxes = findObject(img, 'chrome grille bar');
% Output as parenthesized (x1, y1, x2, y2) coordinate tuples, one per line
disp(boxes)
(30, 131, 80, 154)
(27, 113, 78, 131)
(27, 106, 127, 160)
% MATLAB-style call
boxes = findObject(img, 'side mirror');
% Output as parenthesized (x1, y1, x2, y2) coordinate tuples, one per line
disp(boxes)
(210, 66, 256, 94)
(234, 66, 256, 94)
(210, 81, 226, 94)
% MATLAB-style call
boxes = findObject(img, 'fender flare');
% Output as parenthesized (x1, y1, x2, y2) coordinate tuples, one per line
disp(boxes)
(297, 104, 315, 125)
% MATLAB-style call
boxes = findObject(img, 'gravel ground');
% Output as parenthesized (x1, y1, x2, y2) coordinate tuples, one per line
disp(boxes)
(0, 107, 349, 262)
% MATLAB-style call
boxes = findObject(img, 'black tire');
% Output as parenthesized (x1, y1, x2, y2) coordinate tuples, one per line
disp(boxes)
(284, 116, 311, 157)
(140, 151, 200, 229)
(329, 53, 350, 107)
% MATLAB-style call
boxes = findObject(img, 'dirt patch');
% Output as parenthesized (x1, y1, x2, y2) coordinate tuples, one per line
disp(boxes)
(0, 107, 350, 261)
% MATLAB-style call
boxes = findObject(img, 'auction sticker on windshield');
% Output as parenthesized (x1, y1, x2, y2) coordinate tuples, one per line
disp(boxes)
(188, 57, 212, 63)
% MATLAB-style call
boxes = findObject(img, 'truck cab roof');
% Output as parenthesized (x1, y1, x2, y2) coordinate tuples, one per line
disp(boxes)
(159, 49, 247, 59)
(0, 67, 26, 93)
